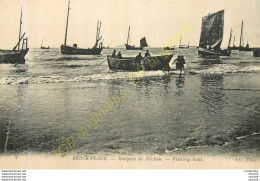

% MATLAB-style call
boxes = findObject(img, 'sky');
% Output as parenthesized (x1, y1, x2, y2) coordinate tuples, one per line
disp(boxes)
(0, 0, 259, 49)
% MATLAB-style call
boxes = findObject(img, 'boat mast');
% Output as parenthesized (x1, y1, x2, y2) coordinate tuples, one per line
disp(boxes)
(239, 21, 244, 48)
(233, 36, 235, 47)
(228, 28, 232, 48)
(180, 37, 182, 46)
(18, 7, 22, 50)
(64, 1, 70, 46)
(127, 26, 130, 45)
(41, 38, 44, 47)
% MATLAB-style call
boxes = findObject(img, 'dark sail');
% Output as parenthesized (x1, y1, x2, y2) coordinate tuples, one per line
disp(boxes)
(140, 37, 148, 48)
(199, 10, 224, 50)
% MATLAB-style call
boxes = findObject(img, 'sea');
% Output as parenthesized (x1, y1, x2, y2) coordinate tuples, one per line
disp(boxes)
(0, 47, 260, 156)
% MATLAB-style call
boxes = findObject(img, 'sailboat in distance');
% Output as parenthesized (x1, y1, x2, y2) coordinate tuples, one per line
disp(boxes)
(238, 21, 253, 51)
(198, 10, 231, 56)
(0, 7, 29, 64)
(179, 37, 189, 49)
(41, 38, 49, 49)
(125, 26, 148, 50)
(60, 1, 103, 55)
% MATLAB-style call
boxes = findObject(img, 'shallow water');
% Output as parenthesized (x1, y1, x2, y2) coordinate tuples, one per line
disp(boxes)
(0, 48, 259, 156)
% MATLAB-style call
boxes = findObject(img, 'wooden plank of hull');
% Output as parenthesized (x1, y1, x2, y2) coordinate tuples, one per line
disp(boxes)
(61, 45, 102, 55)
(198, 47, 231, 56)
(125, 44, 143, 50)
(107, 54, 173, 71)
(0, 49, 29, 64)
(253, 48, 260, 57)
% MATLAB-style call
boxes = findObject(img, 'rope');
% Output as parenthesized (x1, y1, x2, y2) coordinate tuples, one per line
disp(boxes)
(92, 58, 107, 66)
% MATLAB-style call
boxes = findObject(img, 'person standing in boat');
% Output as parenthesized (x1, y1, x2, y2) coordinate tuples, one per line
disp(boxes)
(145, 50, 151, 57)
(116, 51, 122, 59)
(135, 52, 143, 60)
(111, 50, 116, 58)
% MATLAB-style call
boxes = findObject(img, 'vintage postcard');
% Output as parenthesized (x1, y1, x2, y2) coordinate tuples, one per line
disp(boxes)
(0, 0, 259, 169)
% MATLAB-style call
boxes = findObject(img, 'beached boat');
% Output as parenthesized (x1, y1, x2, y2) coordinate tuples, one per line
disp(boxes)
(198, 10, 231, 56)
(239, 21, 253, 51)
(125, 26, 148, 50)
(179, 37, 189, 49)
(253, 48, 260, 57)
(0, 7, 29, 64)
(107, 54, 173, 71)
(60, 1, 103, 55)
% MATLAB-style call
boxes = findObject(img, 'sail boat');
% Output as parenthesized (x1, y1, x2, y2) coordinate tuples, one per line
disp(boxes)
(238, 21, 253, 51)
(179, 37, 189, 49)
(41, 38, 49, 49)
(0, 7, 28, 64)
(230, 35, 239, 50)
(198, 10, 231, 56)
(60, 1, 103, 55)
(125, 26, 148, 50)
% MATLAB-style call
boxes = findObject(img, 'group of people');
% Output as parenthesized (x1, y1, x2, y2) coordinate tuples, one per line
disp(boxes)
(111, 50, 151, 60)
(173, 55, 186, 74)
(111, 50, 122, 58)
(111, 50, 185, 74)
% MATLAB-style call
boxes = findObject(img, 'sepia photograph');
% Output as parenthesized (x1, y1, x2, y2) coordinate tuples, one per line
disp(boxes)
(0, 0, 259, 169)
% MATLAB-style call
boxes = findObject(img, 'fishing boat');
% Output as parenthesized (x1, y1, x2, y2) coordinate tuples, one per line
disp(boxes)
(253, 48, 260, 57)
(107, 54, 173, 71)
(0, 7, 29, 64)
(198, 10, 231, 56)
(41, 38, 49, 49)
(239, 21, 253, 51)
(60, 1, 103, 55)
(229, 36, 239, 50)
(179, 37, 189, 49)
(125, 26, 148, 50)
(164, 46, 175, 50)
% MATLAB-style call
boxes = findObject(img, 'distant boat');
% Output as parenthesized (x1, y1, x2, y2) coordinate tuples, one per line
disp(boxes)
(164, 46, 175, 50)
(125, 26, 148, 50)
(239, 21, 253, 51)
(198, 10, 231, 56)
(60, 1, 103, 55)
(107, 54, 173, 71)
(179, 37, 189, 49)
(0, 7, 29, 64)
(41, 38, 49, 49)
(103, 46, 109, 49)
(229, 35, 239, 50)
(253, 48, 260, 57)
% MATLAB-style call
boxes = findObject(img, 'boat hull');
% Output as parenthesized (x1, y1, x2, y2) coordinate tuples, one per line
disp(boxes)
(164, 47, 175, 50)
(61, 45, 102, 55)
(198, 47, 231, 56)
(179, 45, 189, 49)
(253, 48, 260, 57)
(0, 49, 29, 64)
(239, 47, 253, 51)
(107, 54, 173, 71)
(125, 44, 143, 50)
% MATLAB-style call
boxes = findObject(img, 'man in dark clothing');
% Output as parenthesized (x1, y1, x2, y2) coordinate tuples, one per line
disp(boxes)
(173, 55, 181, 70)
(179, 55, 186, 74)
(145, 50, 151, 57)
(111, 50, 116, 58)
(116, 52, 122, 59)
(135, 52, 143, 60)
